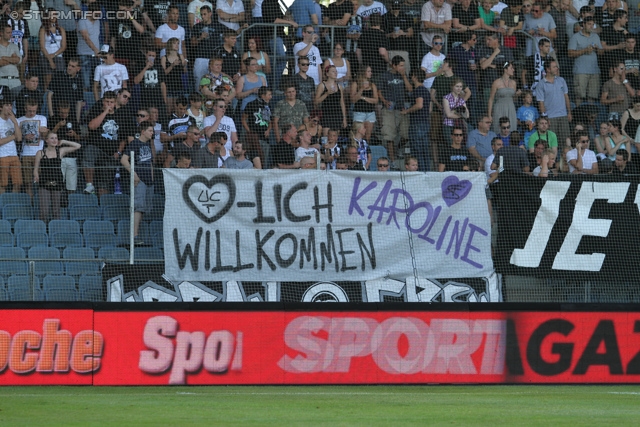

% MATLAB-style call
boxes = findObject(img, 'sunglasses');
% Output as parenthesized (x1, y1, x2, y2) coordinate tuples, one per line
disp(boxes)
(453, 133, 464, 136)
(137, 114, 148, 118)
(306, 30, 315, 34)
(120, 94, 130, 99)
(377, 163, 389, 168)
(216, 105, 227, 108)
(501, 126, 510, 130)
(580, 140, 590, 143)
(300, 63, 310, 66)
(434, 42, 444, 46)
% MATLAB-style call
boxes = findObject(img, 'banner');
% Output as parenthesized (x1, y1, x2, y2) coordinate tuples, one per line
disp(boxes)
(103, 265, 502, 302)
(3, 307, 640, 385)
(493, 174, 640, 279)
(163, 169, 494, 282)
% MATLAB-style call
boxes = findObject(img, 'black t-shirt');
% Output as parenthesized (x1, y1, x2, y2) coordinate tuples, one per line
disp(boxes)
(109, 17, 142, 60)
(49, 114, 80, 158)
(439, 145, 471, 171)
(262, 0, 286, 38)
(192, 21, 224, 59)
(114, 105, 136, 140)
(87, 102, 124, 155)
(272, 140, 295, 167)
(477, 46, 514, 88)
(622, 49, 640, 89)
(132, 60, 163, 106)
(359, 29, 388, 77)
(16, 88, 44, 118)
(326, 0, 353, 43)
(409, 85, 430, 122)
(244, 97, 271, 135)
(49, 71, 83, 115)
(144, 0, 172, 29)
(213, 46, 242, 77)
(384, 13, 413, 51)
(452, 3, 480, 27)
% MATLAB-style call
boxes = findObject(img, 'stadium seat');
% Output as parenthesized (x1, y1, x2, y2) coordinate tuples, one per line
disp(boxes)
(50, 232, 83, 249)
(2, 204, 34, 224)
(99, 194, 130, 207)
(134, 247, 164, 264)
(102, 205, 129, 225)
(0, 247, 27, 278)
(7, 275, 42, 301)
(85, 232, 117, 252)
(43, 275, 78, 301)
(15, 219, 47, 235)
(16, 232, 49, 249)
(0, 232, 14, 246)
(69, 205, 101, 222)
(369, 146, 388, 172)
(49, 219, 81, 235)
(149, 220, 164, 249)
(117, 220, 149, 246)
(83, 220, 115, 235)
(0, 286, 7, 301)
(144, 194, 165, 222)
(68, 193, 98, 208)
(98, 246, 130, 263)
(64, 247, 100, 277)
(0, 193, 31, 207)
(78, 275, 103, 301)
(0, 219, 12, 233)
(29, 247, 63, 277)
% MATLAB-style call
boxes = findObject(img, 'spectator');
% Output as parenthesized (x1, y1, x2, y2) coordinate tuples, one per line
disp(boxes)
(520, 38, 555, 98)
(421, 34, 445, 90)
(499, 0, 524, 48)
(121, 121, 155, 245)
(48, 57, 83, 124)
(314, 64, 347, 135)
(77, 3, 101, 92)
(0, 90, 21, 194)
(0, 24, 22, 90)
(452, 0, 482, 42)
(321, 128, 341, 169)
(203, 98, 238, 149)
(216, 0, 246, 33)
(350, 65, 378, 142)
(523, 2, 557, 56)
(199, 57, 236, 101)
(491, 137, 530, 173)
(621, 96, 640, 140)
(357, 0, 387, 29)
(294, 56, 317, 113)
(224, 141, 255, 169)
(601, 9, 629, 75)
(45, 0, 79, 63)
(378, 55, 411, 162)
(467, 115, 497, 167)
(175, 152, 192, 168)
(420, 0, 452, 55)
(193, 131, 230, 168)
(323, 42, 351, 90)
(447, 33, 479, 122)
(601, 61, 635, 120)
(438, 126, 470, 171)
(111, 0, 145, 67)
(261, 0, 297, 93)
(478, 33, 514, 104)
(385, 0, 414, 75)
(49, 101, 80, 194)
(351, 121, 372, 170)
(242, 37, 271, 81)
(163, 125, 201, 168)
(405, 155, 419, 171)
(188, 0, 214, 28)
(34, 132, 80, 222)
(442, 77, 469, 146)
(294, 128, 319, 162)
(621, 34, 639, 90)
(242, 86, 272, 167)
(533, 148, 558, 177)
(213, 30, 242, 80)
(345, 144, 366, 170)
(478, 0, 501, 33)
(612, 149, 637, 174)
(358, 14, 389, 78)
(488, 61, 519, 134)
(567, 129, 599, 173)
(15, 74, 42, 118)
(535, 60, 571, 148)
(93, 45, 129, 103)
(18, 98, 48, 198)
(8, 2, 29, 84)
(568, 16, 603, 106)
(289, 0, 318, 38)
(161, 38, 188, 115)
(192, 5, 224, 91)
(404, 68, 431, 171)
(517, 90, 540, 147)
(155, 5, 186, 56)
(596, 118, 631, 162)
(272, 82, 309, 142)
(528, 116, 558, 157)
(293, 25, 322, 86)
(375, 156, 390, 171)
(497, 117, 514, 146)
(272, 123, 300, 169)
(38, 14, 67, 91)
(485, 136, 503, 185)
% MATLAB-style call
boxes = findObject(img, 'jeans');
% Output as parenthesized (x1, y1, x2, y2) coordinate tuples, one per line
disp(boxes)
(80, 55, 99, 91)
(409, 119, 431, 172)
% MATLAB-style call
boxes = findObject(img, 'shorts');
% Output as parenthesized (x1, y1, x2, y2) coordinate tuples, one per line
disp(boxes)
(0, 156, 22, 188)
(380, 109, 409, 141)
(574, 74, 600, 100)
(353, 111, 376, 123)
(134, 181, 154, 214)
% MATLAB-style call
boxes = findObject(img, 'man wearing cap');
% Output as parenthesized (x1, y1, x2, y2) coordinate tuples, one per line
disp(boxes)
(0, 24, 22, 89)
(93, 45, 129, 103)
(568, 15, 603, 106)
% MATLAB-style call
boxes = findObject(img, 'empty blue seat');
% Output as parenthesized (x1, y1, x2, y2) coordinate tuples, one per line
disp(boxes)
(149, 220, 163, 249)
(0, 219, 11, 233)
(50, 232, 83, 249)
(79, 274, 103, 301)
(134, 247, 164, 263)
(144, 194, 165, 222)
(0, 247, 27, 277)
(99, 194, 129, 207)
(102, 205, 129, 224)
(2, 204, 34, 224)
(0, 193, 31, 207)
(64, 247, 100, 276)
(17, 232, 49, 249)
(7, 275, 41, 301)
(69, 205, 101, 222)
(0, 232, 14, 246)
(117, 220, 149, 246)
(15, 219, 46, 235)
(98, 246, 130, 263)
(29, 247, 63, 277)
(83, 220, 114, 235)
(0, 286, 7, 301)
(85, 232, 117, 251)
(43, 275, 78, 301)
(68, 193, 98, 208)
(48, 219, 80, 235)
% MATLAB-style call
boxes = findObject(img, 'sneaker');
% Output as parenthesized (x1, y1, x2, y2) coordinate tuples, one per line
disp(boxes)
(84, 183, 95, 194)
(134, 236, 145, 246)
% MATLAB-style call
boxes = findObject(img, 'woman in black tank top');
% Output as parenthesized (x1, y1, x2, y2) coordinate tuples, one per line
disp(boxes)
(621, 98, 640, 140)
(34, 132, 81, 222)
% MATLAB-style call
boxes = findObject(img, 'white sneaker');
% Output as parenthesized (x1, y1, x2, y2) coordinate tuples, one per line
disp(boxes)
(84, 183, 95, 194)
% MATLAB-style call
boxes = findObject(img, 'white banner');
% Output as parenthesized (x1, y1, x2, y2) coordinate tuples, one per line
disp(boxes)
(163, 169, 493, 282)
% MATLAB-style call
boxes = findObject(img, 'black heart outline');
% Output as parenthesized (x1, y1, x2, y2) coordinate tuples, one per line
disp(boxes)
(183, 174, 236, 224)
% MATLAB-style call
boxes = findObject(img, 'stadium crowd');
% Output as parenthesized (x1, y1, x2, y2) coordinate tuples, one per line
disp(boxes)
(0, 0, 637, 232)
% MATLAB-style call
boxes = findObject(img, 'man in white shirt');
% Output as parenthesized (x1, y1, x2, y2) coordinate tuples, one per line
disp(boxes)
(294, 128, 319, 162)
(18, 98, 47, 198)
(155, 5, 186, 55)
(0, 24, 22, 89)
(421, 0, 451, 54)
(421, 35, 446, 88)
(93, 45, 129, 102)
(567, 130, 599, 173)
(188, 0, 214, 27)
(293, 25, 322, 85)
(203, 99, 238, 150)
(216, 0, 246, 32)
(357, 0, 387, 28)
(0, 89, 22, 194)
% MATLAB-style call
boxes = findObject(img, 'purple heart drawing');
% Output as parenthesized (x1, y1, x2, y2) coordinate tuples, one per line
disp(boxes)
(441, 176, 472, 207)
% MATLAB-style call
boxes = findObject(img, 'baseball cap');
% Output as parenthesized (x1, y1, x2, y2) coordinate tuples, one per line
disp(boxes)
(100, 44, 113, 54)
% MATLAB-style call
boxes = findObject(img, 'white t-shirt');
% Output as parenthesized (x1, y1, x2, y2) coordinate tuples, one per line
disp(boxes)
(293, 42, 321, 85)
(203, 114, 237, 151)
(421, 52, 445, 88)
(93, 62, 129, 97)
(216, 0, 245, 31)
(188, 0, 214, 25)
(155, 24, 186, 55)
(566, 148, 597, 173)
(357, 1, 387, 19)
(0, 117, 18, 157)
(18, 115, 47, 157)
(485, 154, 497, 185)
(252, 0, 263, 18)
(153, 122, 163, 153)
(295, 146, 319, 162)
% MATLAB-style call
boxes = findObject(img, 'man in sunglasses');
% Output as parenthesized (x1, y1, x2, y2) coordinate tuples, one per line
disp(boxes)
(293, 24, 322, 85)
(421, 34, 445, 90)
(420, 0, 452, 59)
(163, 125, 202, 168)
(439, 126, 471, 171)
(375, 156, 391, 171)
(522, 2, 557, 57)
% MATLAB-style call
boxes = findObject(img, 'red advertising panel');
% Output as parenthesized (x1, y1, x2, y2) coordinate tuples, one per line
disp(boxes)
(2, 309, 640, 385)
(0, 309, 96, 385)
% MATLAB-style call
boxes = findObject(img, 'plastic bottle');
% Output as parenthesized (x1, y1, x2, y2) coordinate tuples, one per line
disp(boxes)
(114, 168, 122, 194)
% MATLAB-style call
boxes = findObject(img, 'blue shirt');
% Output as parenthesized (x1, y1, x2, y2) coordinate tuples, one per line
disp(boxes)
(467, 129, 497, 159)
(290, 0, 317, 37)
(534, 76, 569, 119)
